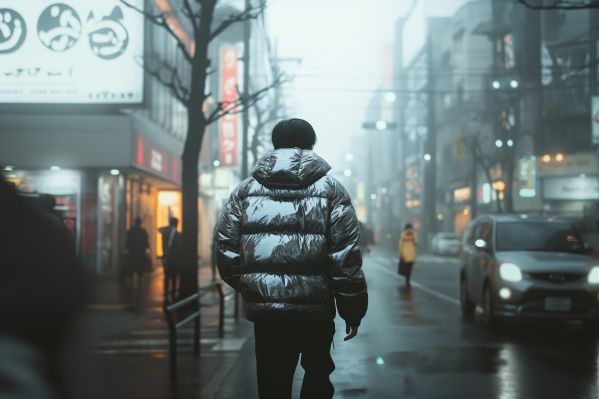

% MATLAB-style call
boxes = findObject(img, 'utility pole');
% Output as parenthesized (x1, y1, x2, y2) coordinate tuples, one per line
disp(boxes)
(241, 0, 251, 180)
(422, 35, 437, 247)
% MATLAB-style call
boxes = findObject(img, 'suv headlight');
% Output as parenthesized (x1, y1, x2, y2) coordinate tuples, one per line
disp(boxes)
(588, 267, 599, 284)
(499, 263, 523, 282)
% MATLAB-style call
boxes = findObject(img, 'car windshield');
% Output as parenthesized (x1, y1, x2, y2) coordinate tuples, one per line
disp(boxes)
(496, 222, 585, 253)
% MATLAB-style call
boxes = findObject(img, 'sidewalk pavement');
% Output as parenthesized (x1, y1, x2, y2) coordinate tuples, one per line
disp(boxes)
(83, 264, 251, 399)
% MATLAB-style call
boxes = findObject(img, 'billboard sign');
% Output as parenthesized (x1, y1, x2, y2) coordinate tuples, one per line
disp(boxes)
(219, 47, 239, 167)
(543, 175, 599, 201)
(0, 1, 144, 104)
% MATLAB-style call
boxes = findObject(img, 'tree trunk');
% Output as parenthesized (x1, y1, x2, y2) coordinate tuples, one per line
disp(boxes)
(178, 112, 204, 299)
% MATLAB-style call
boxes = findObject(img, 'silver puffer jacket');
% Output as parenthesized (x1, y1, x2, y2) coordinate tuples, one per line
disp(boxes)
(216, 148, 368, 326)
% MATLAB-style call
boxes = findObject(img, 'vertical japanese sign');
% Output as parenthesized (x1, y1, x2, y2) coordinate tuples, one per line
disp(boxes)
(219, 47, 239, 167)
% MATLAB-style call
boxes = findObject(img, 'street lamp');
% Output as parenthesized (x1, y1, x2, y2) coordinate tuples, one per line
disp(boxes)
(370, 193, 377, 201)
(510, 80, 519, 89)
(507, 139, 514, 147)
(492, 80, 501, 90)
(110, 169, 120, 176)
(495, 139, 504, 148)
(555, 153, 565, 162)
(375, 120, 388, 131)
(423, 153, 432, 162)
(343, 169, 352, 177)
(541, 153, 552, 163)
(213, 160, 221, 167)
(384, 91, 397, 103)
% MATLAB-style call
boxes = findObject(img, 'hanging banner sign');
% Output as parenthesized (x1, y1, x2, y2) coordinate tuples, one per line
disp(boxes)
(219, 47, 239, 167)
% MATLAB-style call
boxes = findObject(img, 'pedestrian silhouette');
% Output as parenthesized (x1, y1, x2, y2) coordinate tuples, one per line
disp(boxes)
(126, 217, 152, 281)
(216, 118, 368, 399)
(0, 178, 93, 398)
(398, 223, 418, 287)
(159, 217, 182, 302)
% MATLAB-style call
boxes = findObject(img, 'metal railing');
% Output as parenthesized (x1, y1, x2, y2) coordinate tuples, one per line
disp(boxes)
(163, 281, 229, 382)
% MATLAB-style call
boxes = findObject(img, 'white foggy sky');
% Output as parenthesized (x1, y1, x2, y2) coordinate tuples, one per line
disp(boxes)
(266, 0, 468, 169)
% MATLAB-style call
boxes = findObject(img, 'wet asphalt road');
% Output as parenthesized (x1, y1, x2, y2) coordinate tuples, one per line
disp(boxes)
(215, 247, 599, 399)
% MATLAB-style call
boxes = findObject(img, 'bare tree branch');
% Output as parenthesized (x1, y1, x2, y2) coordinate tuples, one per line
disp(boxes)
(209, 2, 267, 41)
(120, 0, 194, 63)
(206, 74, 287, 125)
(181, 0, 198, 33)
(516, 0, 599, 9)
(140, 56, 190, 105)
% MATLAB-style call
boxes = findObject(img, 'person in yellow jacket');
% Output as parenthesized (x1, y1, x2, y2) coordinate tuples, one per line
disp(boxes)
(398, 223, 417, 287)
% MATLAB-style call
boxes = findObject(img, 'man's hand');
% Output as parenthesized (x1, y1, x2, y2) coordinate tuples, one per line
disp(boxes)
(344, 323, 359, 341)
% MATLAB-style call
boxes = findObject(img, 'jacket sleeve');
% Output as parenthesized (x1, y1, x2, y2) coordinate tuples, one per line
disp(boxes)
(328, 179, 368, 326)
(215, 184, 244, 290)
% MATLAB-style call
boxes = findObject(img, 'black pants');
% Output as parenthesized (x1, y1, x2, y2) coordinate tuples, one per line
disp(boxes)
(254, 319, 335, 399)
(398, 261, 414, 285)
(163, 263, 179, 301)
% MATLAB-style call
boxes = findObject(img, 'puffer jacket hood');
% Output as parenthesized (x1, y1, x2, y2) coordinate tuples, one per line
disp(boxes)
(252, 148, 331, 189)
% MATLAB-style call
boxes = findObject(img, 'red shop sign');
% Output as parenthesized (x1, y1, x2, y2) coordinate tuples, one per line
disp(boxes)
(133, 134, 181, 184)
(219, 47, 239, 167)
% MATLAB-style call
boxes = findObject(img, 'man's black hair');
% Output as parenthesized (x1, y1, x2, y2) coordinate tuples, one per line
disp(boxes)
(134, 217, 142, 226)
(271, 118, 317, 150)
(169, 217, 179, 226)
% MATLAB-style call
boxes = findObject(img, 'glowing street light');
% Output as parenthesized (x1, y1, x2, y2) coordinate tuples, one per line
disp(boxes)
(506, 139, 514, 147)
(213, 160, 221, 167)
(555, 153, 565, 162)
(343, 169, 352, 177)
(492, 80, 501, 90)
(510, 80, 519, 89)
(384, 91, 397, 103)
(495, 139, 504, 148)
(370, 193, 377, 201)
(423, 153, 432, 162)
(493, 180, 506, 192)
(375, 120, 388, 131)
(110, 169, 120, 176)
(541, 154, 552, 163)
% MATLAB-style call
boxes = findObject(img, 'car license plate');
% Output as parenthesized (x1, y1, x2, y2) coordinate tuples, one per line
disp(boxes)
(544, 297, 572, 312)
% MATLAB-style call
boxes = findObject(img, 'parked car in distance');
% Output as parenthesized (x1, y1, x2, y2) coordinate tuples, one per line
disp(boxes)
(459, 214, 599, 330)
(431, 232, 461, 256)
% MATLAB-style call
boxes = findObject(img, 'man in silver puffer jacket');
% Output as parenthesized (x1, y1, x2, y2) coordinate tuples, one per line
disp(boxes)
(216, 118, 368, 399)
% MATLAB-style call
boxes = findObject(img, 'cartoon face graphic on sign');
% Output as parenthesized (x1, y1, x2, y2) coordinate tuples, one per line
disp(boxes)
(0, 9, 27, 54)
(37, 3, 81, 52)
(87, 6, 129, 60)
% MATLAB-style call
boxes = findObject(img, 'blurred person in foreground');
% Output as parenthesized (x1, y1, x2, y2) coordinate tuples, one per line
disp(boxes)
(159, 217, 182, 302)
(0, 178, 93, 398)
(398, 223, 418, 287)
(216, 118, 368, 399)
(125, 217, 152, 281)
